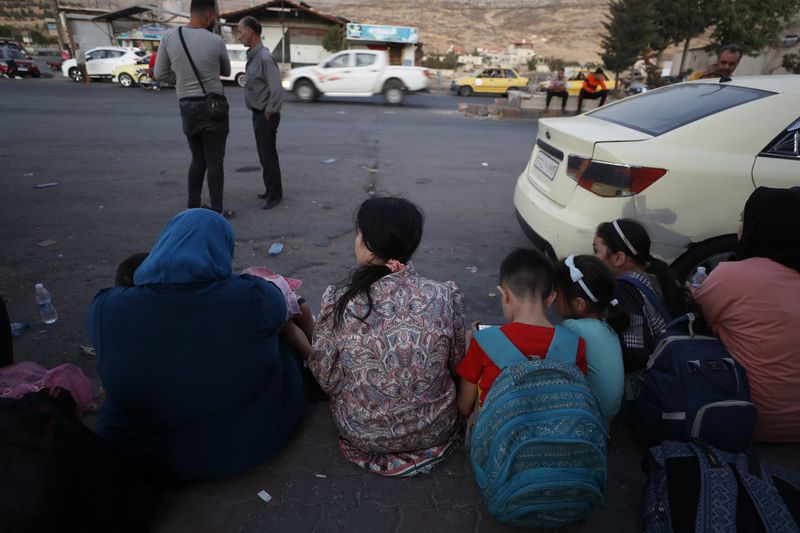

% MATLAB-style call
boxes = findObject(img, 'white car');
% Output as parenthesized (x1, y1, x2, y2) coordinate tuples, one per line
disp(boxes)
(282, 50, 432, 105)
(514, 75, 800, 280)
(222, 44, 247, 87)
(62, 46, 145, 82)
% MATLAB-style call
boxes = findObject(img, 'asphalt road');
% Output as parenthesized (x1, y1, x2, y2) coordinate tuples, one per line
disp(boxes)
(2, 77, 537, 368)
(3, 78, 797, 533)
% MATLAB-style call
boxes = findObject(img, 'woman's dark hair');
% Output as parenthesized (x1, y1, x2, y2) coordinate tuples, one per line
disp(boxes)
(596, 219, 693, 315)
(115, 252, 149, 287)
(553, 255, 629, 338)
(332, 197, 424, 328)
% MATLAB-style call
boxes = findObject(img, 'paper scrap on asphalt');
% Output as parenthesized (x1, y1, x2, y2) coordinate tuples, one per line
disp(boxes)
(360, 165, 378, 173)
(321, 159, 336, 164)
(268, 243, 284, 256)
(257, 490, 272, 503)
(465, 266, 478, 273)
(37, 239, 57, 247)
(80, 345, 97, 357)
(481, 162, 489, 167)
(314, 474, 327, 479)
(488, 292, 497, 298)
(33, 182, 59, 189)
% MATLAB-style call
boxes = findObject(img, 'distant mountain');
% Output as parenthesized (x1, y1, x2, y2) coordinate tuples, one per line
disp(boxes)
(13, 0, 610, 62)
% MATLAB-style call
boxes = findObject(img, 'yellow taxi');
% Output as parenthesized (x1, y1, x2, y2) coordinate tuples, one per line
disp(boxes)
(451, 67, 529, 96)
(538, 69, 622, 95)
(111, 55, 151, 88)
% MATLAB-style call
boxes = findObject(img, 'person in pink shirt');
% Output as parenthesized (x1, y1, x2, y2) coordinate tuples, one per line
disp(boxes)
(694, 187, 800, 443)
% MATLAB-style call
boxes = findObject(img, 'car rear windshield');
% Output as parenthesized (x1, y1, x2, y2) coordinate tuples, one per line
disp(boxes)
(589, 83, 774, 136)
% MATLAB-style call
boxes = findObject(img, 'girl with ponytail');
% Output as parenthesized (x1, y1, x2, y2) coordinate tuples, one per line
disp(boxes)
(553, 254, 626, 428)
(594, 219, 694, 372)
(308, 197, 466, 476)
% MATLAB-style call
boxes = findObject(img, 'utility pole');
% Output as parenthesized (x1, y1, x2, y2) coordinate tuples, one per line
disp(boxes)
(48, 0, 75, 53)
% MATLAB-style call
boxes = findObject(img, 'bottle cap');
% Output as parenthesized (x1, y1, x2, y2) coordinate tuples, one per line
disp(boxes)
(35, 283, 44, 289)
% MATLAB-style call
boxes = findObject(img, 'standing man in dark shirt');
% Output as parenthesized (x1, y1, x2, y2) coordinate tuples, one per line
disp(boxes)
(237, 16, 285, 210)
(155, 0, 233, 218)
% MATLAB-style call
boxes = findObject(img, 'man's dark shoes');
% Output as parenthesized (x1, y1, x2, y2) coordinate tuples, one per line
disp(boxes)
(257, 192, 269, 199)
(262, 197, 282, 210)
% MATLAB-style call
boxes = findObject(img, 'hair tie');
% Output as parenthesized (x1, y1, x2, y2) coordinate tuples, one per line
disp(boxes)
(610, 298, 619, 307)
(385, 259, 405, 273)
(612, 219, 639, 256)
(565, 255, 598, 303)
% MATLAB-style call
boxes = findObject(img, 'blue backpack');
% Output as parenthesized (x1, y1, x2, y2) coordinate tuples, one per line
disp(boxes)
(631, 313, 757, 452)
(644, 441, 800, 533)
(469, 326, 608, 528)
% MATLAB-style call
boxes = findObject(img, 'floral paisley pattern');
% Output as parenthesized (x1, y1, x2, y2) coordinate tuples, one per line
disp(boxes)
(309, 263, 465, 476)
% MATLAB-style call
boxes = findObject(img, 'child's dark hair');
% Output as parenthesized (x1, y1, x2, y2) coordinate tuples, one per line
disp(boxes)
(499, 248, 554, 302)
(332, 197, 424, 328)
(596, 219, 693, 315)
(115, 252, 148, 287)
(554, 255, 629, 338)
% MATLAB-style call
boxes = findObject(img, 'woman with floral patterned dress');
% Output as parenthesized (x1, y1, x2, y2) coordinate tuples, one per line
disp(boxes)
(306, 197, 465, 476)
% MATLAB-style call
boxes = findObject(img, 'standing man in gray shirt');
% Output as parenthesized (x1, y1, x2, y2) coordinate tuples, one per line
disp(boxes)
(237, 16, 284, 210)
(155, 0, 233, 218)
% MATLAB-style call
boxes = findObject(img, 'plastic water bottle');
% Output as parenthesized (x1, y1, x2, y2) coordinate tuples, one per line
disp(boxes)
(10, 322, 30, 337)
(689, 266, 708, 289)
(35, 283, 59, 324)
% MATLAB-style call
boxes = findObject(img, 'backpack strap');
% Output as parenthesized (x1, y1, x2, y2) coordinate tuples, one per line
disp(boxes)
(473, 325, 580, 370)
(734, 452, 800, 532)
(473, 327, 527, 370)
(618, 273, 673, 324)
(690, 442, 738, 533)
(545, 325, 580, 365)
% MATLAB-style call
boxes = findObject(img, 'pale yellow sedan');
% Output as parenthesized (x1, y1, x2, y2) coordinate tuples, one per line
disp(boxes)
(451, 67, 529, 96)
(111, 56, 151, 88)
(514, 76, 800, 280)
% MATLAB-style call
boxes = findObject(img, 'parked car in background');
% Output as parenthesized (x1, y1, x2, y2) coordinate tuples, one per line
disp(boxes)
(0, 45, 40, 78)
(282, 50, 432, 105)
(514, 76, 800, 281)
(112, 54, 152, 87)
(537, 69, 622, 95)
(625, 82, 648, 96)
(62, 46, 144, 82)
(451, 67, 529, 96)
(222, 44, 247, 87)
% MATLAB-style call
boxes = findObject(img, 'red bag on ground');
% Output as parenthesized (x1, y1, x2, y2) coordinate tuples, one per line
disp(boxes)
(0, 361, 93, 415)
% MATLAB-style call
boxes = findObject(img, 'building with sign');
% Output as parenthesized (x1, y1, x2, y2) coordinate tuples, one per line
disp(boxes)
(345, 23, 421, 66)
(221, 0, 348, 68)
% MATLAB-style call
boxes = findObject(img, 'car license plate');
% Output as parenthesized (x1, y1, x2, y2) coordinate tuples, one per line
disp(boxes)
(533, 150, 559, 181)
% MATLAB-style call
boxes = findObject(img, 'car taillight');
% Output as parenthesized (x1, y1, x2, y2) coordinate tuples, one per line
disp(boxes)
(424, 69, 432, 78)
(567, 155, 666, 197)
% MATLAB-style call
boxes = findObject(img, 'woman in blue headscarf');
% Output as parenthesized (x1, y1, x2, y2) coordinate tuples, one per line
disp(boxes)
(89, 209, 304, 481)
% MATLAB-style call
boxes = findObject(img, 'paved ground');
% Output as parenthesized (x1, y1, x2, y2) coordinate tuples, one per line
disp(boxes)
(2, 78, 797, 533)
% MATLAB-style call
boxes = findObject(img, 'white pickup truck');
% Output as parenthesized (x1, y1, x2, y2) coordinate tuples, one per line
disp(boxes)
(282, 50, 432, 105)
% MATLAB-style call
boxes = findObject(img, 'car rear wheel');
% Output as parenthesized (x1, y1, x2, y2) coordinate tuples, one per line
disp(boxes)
(69, 67, 82, 82)
(458, 85, 473, 97)
(670, 235, 738, 283)
(295, 80, 317, 103)
(119, 73, 133, 87)
(236, 72, 246, 88)
(383, 80, 404, 105)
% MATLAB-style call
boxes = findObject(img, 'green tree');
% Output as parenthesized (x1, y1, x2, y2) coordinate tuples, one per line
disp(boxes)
(783, 53, 800, 73)
(321, 25, 346, 53)
(707, 0, 800, 54)
(600, 0, 657, 89)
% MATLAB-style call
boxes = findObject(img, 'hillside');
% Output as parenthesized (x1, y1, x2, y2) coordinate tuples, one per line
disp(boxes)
(1, 0, 611, 62)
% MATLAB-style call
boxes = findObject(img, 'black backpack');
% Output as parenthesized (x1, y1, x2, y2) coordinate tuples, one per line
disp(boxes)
(0, 389, 162, 533)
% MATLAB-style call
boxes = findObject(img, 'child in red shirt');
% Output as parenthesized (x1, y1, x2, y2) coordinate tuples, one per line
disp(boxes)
(456, 248, 587, 415)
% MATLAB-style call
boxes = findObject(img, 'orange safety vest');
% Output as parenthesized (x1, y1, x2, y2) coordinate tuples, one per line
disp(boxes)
(582, 74, 607, 93)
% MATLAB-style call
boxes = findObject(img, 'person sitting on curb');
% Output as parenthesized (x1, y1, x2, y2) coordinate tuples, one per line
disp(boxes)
(576, 68, 608, 113)
(545, 69, 569, 112)
(693, 187, 800, 443)
(302, 197, 465, 477)
(89, 209, 305, 482)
